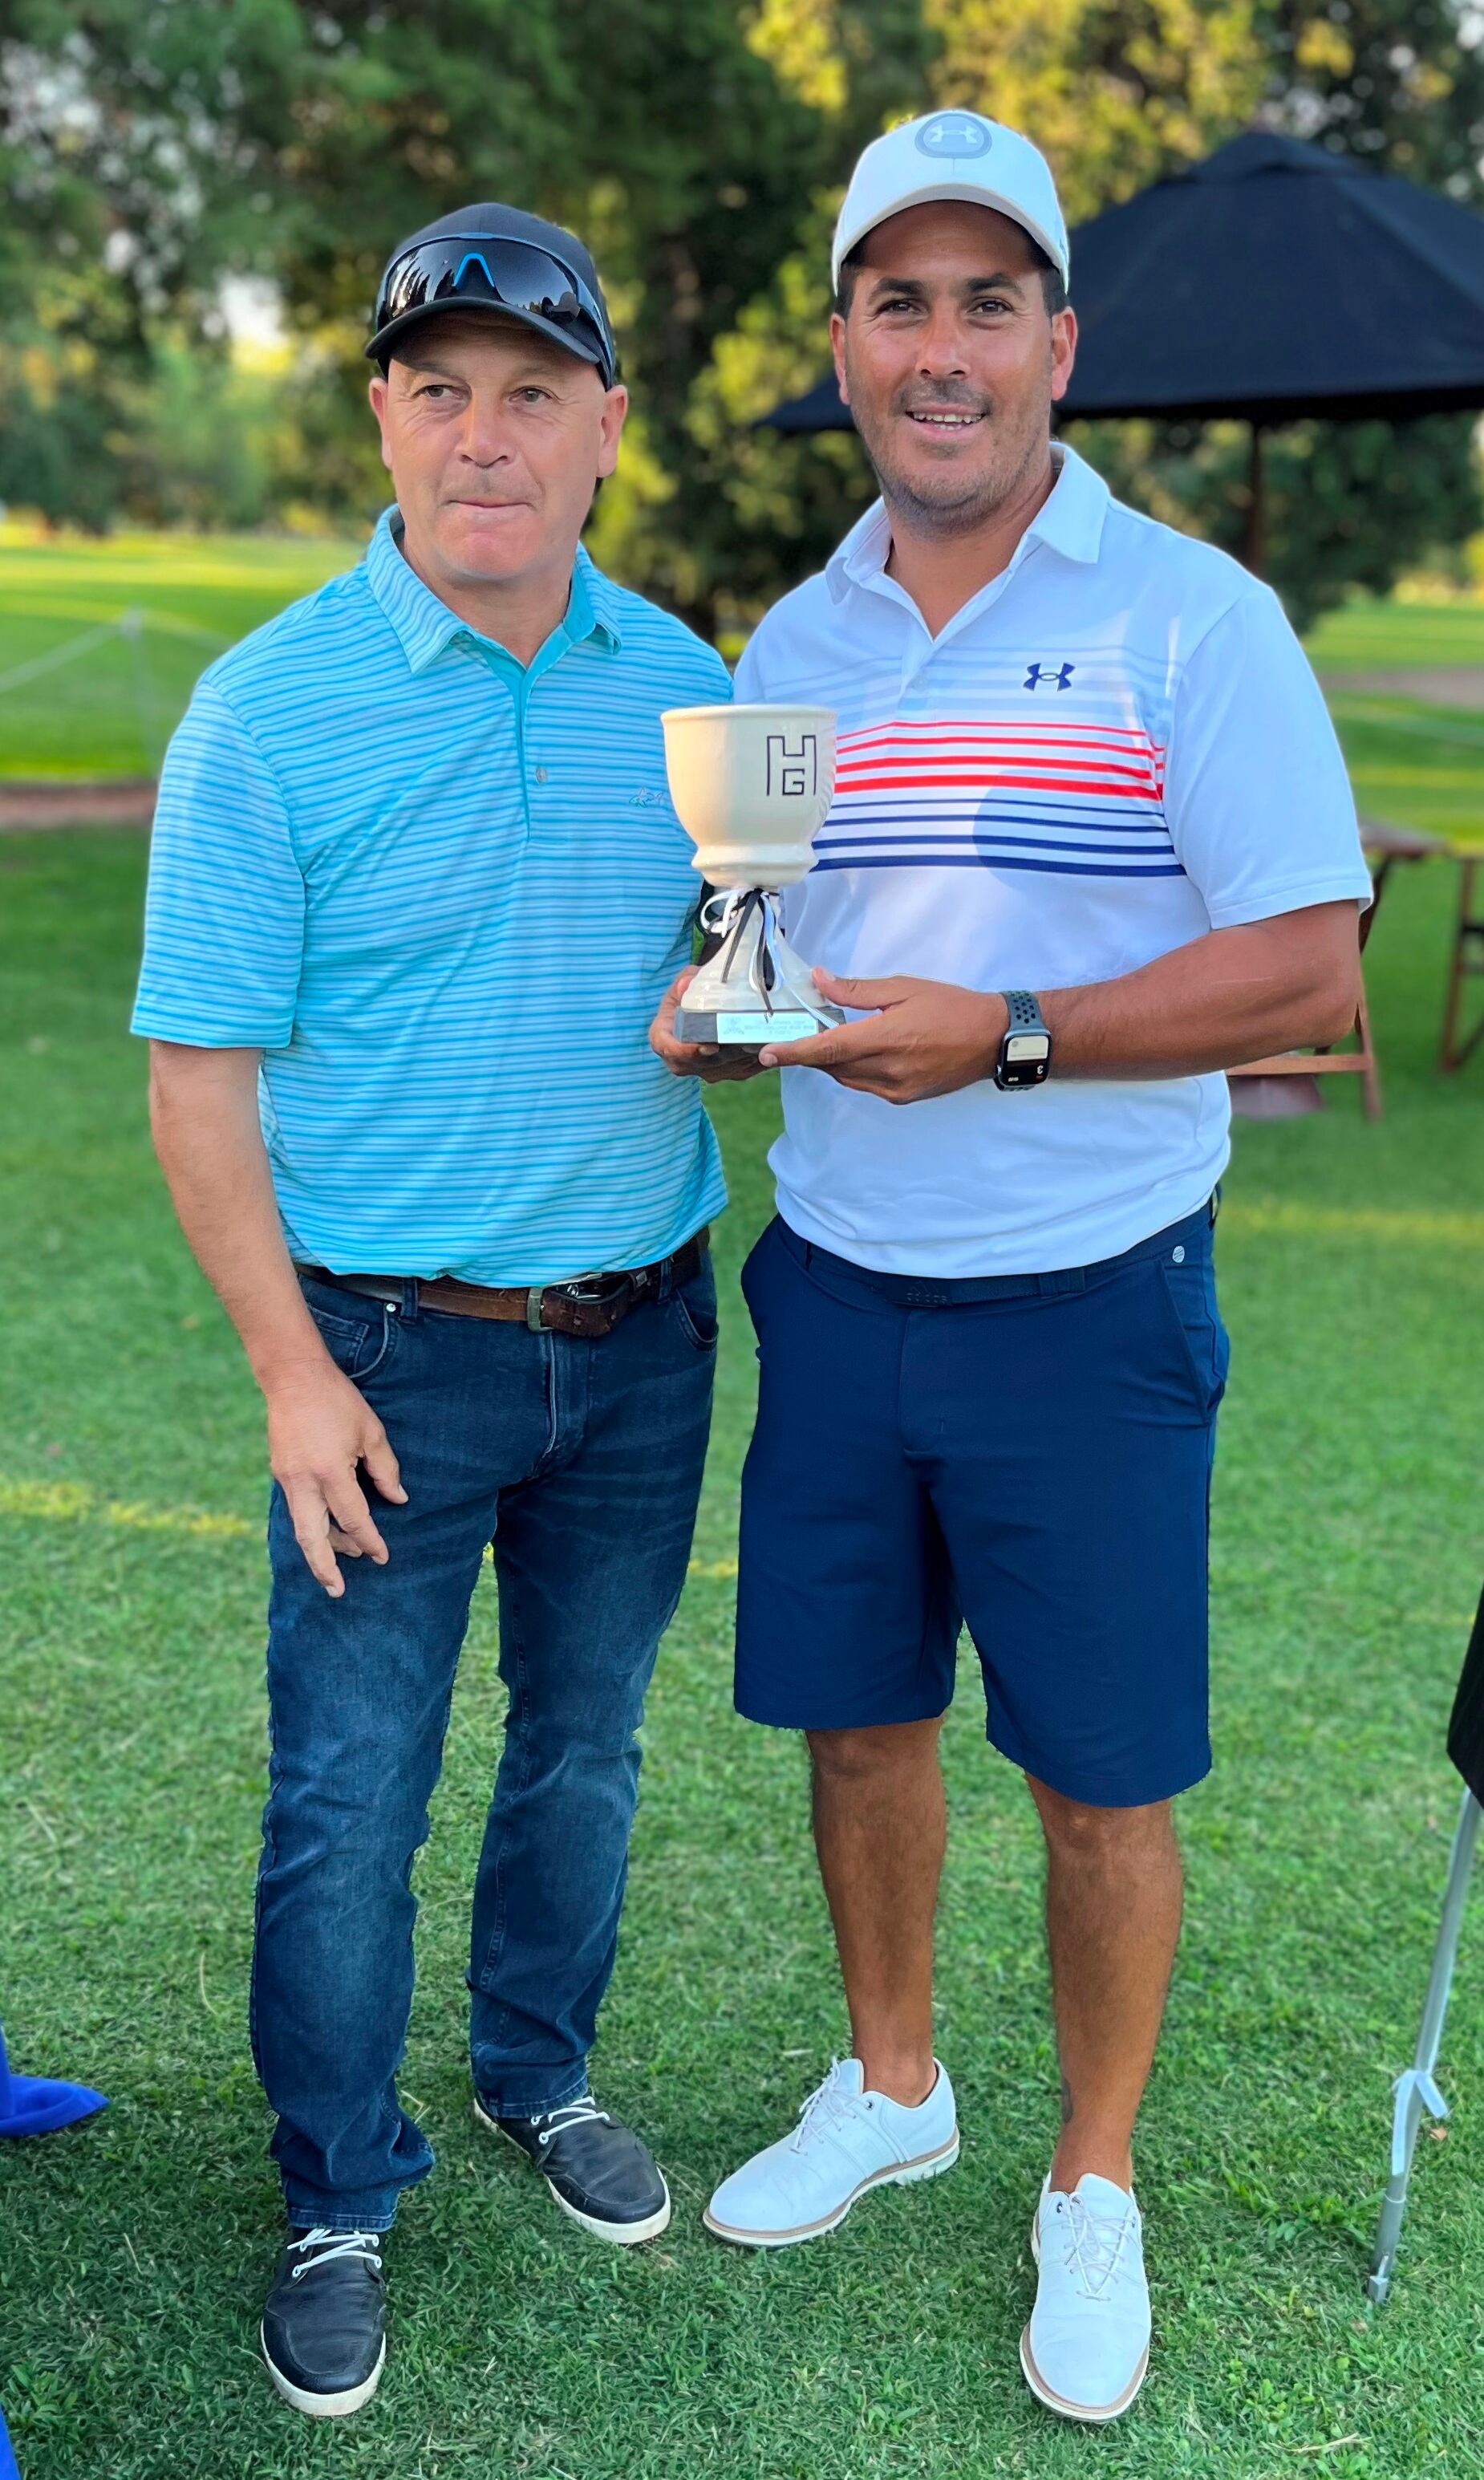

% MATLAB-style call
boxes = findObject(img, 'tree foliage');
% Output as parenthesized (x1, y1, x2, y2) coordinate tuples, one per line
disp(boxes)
(1, 0, 1480, 625)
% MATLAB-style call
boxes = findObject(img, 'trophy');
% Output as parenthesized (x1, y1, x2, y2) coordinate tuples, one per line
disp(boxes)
(660, 703, 845, 1047)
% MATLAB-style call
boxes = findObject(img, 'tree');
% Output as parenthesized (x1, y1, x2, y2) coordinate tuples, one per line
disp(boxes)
(2, 0, 1480, 624)
(704, 0, 1484, 629)
(1070, 412, 1484, 631)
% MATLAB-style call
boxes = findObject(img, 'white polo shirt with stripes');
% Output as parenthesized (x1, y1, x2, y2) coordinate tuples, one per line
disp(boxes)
(735, 445, 1372, 1276)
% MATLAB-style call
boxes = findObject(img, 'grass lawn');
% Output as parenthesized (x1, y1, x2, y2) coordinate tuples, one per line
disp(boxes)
(0, 531, 358, 779)
(1306, 601, 1484, 673)
(2, 779, 1484, 2479)
(2, 522, 1483, 784)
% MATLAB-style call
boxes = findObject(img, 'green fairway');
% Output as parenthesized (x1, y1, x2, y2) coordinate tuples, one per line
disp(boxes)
(0, 530, 358, 779)
(2, 818, 1483, 2480)
(1306, 599, 1484, 673)
(3, 522, 1484, 784)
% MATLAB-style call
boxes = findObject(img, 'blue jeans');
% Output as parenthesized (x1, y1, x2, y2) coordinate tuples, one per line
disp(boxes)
(249, 1254, 717, 2233)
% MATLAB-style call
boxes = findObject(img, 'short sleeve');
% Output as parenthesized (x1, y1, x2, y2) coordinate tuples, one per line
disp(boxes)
(1163, 589, 1373, 931)
(732, 631, 767, 704)
(695, 644, 734, 704)
(131, 678, 306, 1046)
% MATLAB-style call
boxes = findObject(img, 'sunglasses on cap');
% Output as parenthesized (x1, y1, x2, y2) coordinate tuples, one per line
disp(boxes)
(371, 234, 616, 385)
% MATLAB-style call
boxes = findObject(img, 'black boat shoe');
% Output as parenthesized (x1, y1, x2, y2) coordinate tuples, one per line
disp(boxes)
(475, 2089, 671, 2244)
(261, 2225, 387, 2417)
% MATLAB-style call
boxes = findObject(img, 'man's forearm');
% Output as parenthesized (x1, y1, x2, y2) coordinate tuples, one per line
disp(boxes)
(1039, 910, 1362, 1082)
(764, 903, 1364, 1104)
(148, 1043, 330, 1390)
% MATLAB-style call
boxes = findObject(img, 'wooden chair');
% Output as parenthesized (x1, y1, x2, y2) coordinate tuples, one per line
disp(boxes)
(1439, 843, 1484, 1074)
(1228, 821, 1445, 1122)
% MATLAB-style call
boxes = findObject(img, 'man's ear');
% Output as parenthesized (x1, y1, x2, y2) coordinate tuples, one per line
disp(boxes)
(1049, 306, 1077, 406)
(596, 383, 630, 480)
(368, 371, 394, 475)
(829, 311, 850, 410)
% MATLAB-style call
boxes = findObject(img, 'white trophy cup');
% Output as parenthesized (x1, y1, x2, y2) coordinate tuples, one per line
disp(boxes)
(660, 703, 845, 1047)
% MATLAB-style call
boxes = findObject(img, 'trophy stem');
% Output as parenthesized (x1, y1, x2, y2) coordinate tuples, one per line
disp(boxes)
(675, 886, 845, 1049)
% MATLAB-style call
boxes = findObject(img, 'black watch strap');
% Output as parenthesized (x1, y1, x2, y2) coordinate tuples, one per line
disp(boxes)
(995, 989, 1052, 1090)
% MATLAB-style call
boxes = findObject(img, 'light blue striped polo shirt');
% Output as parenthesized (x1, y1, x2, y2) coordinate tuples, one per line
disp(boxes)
(132, 510, 731, 1284)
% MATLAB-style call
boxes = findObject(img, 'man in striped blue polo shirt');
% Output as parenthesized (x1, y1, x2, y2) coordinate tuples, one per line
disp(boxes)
(133, 205, 728, 2417)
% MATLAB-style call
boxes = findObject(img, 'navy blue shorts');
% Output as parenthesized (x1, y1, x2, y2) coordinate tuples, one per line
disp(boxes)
(735, 1204, 1228, 1807)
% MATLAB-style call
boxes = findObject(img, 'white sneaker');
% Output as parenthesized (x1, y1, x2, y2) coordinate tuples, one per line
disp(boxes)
(704, 2056, 959, 2248)
(1020, 2173, 1150, 2423)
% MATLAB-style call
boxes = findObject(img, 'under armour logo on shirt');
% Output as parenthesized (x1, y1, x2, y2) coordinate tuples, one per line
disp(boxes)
(1024, 661, 1077, 691)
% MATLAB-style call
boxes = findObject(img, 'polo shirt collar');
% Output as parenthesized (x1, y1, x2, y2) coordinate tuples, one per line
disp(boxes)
(366, 507, 622, 673)
(570, 546, 623, 651)
(825, 443, 1109, 606)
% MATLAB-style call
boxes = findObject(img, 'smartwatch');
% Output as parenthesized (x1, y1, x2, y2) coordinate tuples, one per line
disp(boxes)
(994, 990, 1052, 1090)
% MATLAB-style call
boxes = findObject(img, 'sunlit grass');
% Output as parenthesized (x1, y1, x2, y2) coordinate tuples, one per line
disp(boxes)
(1, 827, 1482, 2478)
(3, 530, 1484, 780)
(0, 533, 359, 777)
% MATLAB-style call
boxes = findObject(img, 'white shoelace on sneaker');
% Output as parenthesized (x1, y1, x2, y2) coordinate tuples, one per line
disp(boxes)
(789, 2060, 874, 2155)
(288, 2227, 383, 2283)
(1054, 2194, 1135, 2300)
(531, 2094, 612, 2148)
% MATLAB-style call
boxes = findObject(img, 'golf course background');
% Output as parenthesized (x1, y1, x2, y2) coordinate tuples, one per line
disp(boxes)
(5, 520, 1484, 785)
(2, 533, 1484, 2474)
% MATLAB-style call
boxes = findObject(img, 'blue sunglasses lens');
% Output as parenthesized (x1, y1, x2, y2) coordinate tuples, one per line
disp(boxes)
(378, 237, 611, 375)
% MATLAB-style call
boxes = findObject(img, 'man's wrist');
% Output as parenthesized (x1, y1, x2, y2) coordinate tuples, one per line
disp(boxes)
(245, 1309, 339, 1397)
(991, 989, 1053, 1090)
(975, 990, 1011, 1082)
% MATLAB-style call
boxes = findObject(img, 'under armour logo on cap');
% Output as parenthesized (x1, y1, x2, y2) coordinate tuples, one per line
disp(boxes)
(915, 112, 993, 159)
(832, 109, 1068, 290)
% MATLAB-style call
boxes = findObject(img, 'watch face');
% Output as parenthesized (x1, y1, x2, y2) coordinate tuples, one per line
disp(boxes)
(1005, 1033, 1051, 1063)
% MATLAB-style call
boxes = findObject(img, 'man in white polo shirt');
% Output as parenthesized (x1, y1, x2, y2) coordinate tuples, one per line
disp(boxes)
(654, 111, 1369, 2421)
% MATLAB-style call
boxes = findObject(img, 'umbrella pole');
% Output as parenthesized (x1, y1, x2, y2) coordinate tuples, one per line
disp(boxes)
(1243, 422, 1266, 575)
(1367, 1785, 1482, 2303)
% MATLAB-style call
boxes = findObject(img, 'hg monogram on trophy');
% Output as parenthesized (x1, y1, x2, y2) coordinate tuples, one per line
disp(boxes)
(659, 703, 845, 1047)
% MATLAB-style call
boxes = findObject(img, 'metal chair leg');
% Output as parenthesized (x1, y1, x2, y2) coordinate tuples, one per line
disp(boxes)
(1368, 1787, 1481, 2302)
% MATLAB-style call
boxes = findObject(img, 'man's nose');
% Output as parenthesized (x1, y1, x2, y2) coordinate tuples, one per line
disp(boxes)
(916, 307, 970, 376)
(456, 399, 512, 465)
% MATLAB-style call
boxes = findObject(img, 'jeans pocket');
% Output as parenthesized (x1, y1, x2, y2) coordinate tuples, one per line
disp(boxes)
(671, 1260, 719, 1353)
(303, 1289, 397, 1384)
(1156, 1253, 1230, 1417)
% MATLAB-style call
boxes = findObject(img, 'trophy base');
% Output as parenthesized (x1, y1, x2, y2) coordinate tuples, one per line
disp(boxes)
(674, 1005, 833, 1048)
(679, 888, 843, 1050)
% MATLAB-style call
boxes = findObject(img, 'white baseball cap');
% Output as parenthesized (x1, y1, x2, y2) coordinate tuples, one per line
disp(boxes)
(832, 109, 1069, 292)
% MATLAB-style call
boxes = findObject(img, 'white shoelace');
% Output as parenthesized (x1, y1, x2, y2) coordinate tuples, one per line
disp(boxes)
(288, 2226, 383, 2283)
(1054, 2193, 1135, 2300)
(530, 2093, 611, 2148)
(789, 2060, 874, 2155)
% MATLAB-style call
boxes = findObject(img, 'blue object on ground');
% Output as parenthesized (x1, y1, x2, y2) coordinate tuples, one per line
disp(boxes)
(0, 2016, 107, 2138)
(0, 2397, 20, 2479)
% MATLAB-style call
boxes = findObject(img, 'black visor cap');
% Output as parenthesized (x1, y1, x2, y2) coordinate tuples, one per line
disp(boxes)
(367, 205, 616, 386)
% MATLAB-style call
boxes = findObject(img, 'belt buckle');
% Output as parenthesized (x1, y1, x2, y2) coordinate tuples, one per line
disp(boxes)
(527, 1269, 634, 1333)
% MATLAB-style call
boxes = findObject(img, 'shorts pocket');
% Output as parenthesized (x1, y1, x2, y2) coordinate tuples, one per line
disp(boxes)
(1156, 1252, 1230, 1418)
(740, 1218, 786, 1359)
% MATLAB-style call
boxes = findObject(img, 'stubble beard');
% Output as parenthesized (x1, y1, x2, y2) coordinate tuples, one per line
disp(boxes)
(845, 351, 1052, 542)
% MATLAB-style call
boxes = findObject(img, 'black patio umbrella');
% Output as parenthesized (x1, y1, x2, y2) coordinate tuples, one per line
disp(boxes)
(761, 132, 1484, 566)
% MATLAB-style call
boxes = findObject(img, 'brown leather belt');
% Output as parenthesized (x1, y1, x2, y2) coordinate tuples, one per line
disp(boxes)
(297, 1228, 709, 1341)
